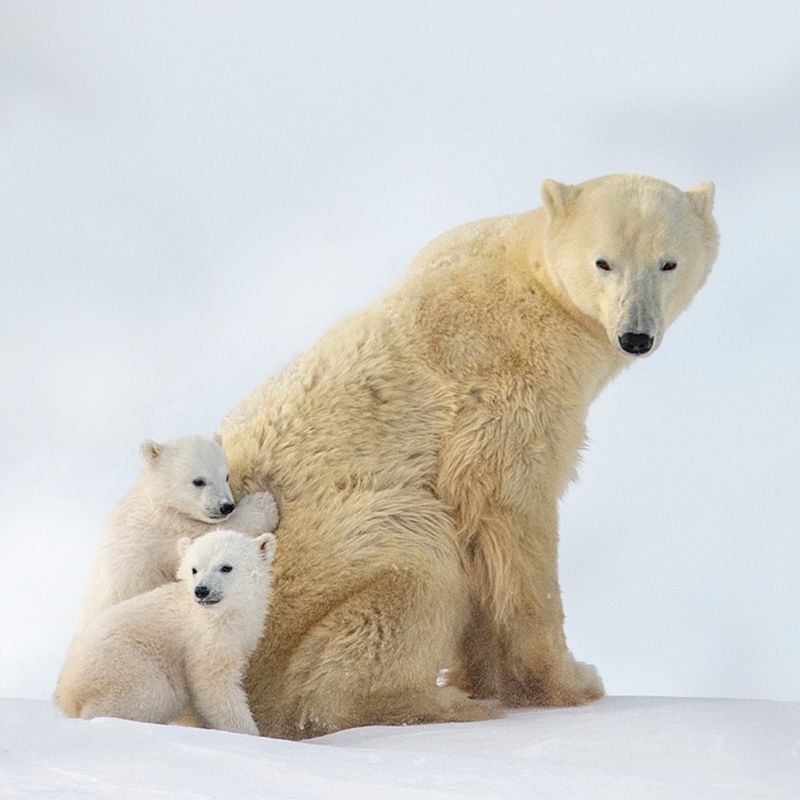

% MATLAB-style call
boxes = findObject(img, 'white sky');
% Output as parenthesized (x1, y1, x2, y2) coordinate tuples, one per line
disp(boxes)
(1, 1, 798, 702)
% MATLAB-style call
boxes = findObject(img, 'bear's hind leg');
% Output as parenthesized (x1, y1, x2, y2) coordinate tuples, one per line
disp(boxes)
(450, 600, 501, 700)
(273, 560, 497, 739)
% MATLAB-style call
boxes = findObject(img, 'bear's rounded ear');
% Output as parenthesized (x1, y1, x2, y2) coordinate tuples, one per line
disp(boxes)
(213, 432, 223, 446)
(176, 536, 192, 560)
(541, 179, 574, 222)
(686, 181, 715, 218)
(255, 532, 277, 563)
(140, 440, 162, 464)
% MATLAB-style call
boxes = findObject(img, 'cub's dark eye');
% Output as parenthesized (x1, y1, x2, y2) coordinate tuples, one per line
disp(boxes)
(193, 478, 206, 487)
(191, 568, 197, 575)
(595, 259, 611, 272)
(226, 474, 230, 483)
(220, 565, 233, 573)
(661, 261, 678, 272)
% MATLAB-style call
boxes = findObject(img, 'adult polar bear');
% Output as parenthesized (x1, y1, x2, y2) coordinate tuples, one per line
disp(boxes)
(221, 174, 719, 739)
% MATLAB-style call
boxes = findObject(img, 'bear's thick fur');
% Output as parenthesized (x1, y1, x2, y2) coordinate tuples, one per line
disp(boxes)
(56, 530, 277, 735)
(220, 174, 719, 739)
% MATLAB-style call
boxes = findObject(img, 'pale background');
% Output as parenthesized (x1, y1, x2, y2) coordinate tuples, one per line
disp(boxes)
(1, 1, 798, 703)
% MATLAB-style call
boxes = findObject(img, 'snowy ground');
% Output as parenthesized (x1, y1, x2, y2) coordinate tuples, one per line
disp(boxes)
(1, 697, 797, 799)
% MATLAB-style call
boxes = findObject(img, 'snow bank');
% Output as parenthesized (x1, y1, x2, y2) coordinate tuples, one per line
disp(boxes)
(1, 696, 797, 799)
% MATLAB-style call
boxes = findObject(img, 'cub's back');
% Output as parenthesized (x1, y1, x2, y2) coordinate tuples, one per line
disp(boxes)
(56, 583, 187, 714)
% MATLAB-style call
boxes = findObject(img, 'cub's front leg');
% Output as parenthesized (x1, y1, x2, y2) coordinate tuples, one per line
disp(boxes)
(189, 658, 260, 736)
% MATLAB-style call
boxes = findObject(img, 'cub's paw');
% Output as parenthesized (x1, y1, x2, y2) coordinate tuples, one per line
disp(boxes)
(227, 491, 279, 534)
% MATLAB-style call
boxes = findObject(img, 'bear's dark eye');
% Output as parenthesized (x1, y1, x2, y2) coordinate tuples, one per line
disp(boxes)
(226, 474, 230, 483)
(595, 259, 611, 271)
(220, 565, 233, 573)
(193, 478, 206, 487)
(191, 567, 197, 575)
(661, 261, 678, 272)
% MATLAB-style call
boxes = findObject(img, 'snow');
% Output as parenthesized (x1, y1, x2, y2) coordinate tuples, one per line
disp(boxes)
(2, 697, 797, 799)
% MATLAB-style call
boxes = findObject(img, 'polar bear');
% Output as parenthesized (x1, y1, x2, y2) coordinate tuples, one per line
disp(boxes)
(220, 173, 719, 739)
(74, 434, 279, 631)
(56, 529, 277, 735)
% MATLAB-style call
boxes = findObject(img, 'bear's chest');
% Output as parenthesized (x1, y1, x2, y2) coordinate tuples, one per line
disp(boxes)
(437, 376, 588, 517)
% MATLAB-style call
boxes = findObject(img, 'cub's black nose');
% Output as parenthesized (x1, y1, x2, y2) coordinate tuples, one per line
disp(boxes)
(220, 502, 235, 516)
(195, 585, 210, 599)
(619, 332, 654, 355)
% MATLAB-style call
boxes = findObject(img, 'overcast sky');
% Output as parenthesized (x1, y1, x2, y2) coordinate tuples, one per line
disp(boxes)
(1, 1, 798, 703)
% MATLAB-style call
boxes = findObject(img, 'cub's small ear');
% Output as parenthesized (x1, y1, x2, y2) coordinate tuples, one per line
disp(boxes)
(541, 179, 574, 221)
(686, 181, 715, 218)
(140, 439, 162, 464)
(255, 532, 277, 563)
(213, 432, 223, 446)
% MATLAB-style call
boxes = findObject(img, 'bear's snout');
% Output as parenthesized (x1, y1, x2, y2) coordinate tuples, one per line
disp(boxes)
(618, 332, 654, 355)
(219, 502, 235, 516)
(195, 585, 210, 599)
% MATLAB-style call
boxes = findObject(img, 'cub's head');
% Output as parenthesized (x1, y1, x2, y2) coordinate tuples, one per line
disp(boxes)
(139, 434, 236, 523)
(176, 529, 277, 609)
(541, 174, 719, 357)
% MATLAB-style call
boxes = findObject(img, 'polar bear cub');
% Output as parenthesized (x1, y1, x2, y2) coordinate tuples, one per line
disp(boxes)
(75, 435, 278, 630)
(56, 529, 277, 735)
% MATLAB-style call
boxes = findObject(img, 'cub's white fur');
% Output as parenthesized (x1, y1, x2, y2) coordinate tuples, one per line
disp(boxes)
(56, 529, 277, 735)
(75, 435, 278, 630)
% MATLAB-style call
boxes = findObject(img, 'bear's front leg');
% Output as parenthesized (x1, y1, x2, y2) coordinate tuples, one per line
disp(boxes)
(497, 604, 604, 708)
(469, 498, 604, 708)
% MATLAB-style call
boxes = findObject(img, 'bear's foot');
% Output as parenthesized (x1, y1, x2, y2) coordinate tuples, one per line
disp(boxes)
(501, 656, 604, 708)
(293, 686, 501, 739)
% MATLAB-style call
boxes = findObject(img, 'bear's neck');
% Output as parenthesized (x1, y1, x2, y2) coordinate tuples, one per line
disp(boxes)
(400, 207, 628, 406)
(506, 209, 628, 400)
(509, 211, 607, 341)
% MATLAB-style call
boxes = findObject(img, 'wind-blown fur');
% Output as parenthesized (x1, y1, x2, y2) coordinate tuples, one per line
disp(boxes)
(220, 173, 719, 739)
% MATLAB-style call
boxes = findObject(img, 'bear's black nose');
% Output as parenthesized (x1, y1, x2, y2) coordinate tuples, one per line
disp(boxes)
(219, 502, 235, 516)
(195, 585, 210, 599)
(619, 333, 654, 355)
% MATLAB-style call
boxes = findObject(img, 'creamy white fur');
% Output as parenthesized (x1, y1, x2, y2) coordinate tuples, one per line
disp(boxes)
(218, 173, 719, 739)
(56, 529, 277, 735)
(541, 176, 717, 355)
(74, 435, 279, 631)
